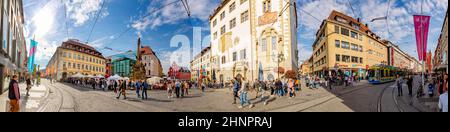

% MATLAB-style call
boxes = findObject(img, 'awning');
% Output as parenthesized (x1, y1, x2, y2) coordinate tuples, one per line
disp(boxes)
(433, 64, 448, 71)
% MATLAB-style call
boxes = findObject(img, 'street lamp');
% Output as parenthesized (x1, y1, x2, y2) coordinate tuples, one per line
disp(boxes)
(272, 52, 285, 79)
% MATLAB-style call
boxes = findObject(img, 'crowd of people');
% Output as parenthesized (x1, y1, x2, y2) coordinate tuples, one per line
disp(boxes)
(229, 77, 302, 109)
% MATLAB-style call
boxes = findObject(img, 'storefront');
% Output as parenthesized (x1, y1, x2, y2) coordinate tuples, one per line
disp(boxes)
(0, 58, 18, 95)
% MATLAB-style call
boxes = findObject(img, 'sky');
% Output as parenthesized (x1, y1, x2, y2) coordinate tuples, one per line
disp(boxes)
(23, 0, 448, 73)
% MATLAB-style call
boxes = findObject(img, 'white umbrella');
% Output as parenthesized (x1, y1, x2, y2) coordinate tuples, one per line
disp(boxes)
(86, 75, 95, 78)
(122, 77, 130, 80)
(108, 74, 121, 81)
(71, 73, 85, 78)
(96, 75, 104, 78)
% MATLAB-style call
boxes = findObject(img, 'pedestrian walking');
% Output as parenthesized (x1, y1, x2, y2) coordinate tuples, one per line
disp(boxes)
(201, 82, 206, 93)
(396, 75, 404, 97)
(253, 79, 260, 99)
(166, 82, 173, 98)
(438, 82, 448, 112)
(238, 78, 253, 109)
(295, 78, 301, 91)
(344, 75, 349, 87)
(26, 76, 32, 97)
(275, 79, 283, 97)
(175, 81, 181, 98)
(180, 81, 185, 97)
(114, 80, 118, 94)
(135, 80, 141, 98)
(269, 81, 275, 96)
(407, 75, 413, 97)
(288, 79, 295, 98)
(232, 78, 240, 104)
(184, 81, 189, 95)
(142, 80, 149, 100)
(116, 80, 127, 100)
(8, 75, 20, 112)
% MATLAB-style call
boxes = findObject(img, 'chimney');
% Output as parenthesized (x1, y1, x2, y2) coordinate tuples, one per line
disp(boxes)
(357, 18, 360, 22)
(365, 23, 368, 28)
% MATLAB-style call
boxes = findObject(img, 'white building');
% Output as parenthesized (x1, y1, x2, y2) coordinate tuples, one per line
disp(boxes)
(209, 0, 298, 83)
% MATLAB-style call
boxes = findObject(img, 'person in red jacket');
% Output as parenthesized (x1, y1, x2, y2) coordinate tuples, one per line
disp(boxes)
(8, 75, 20, 112)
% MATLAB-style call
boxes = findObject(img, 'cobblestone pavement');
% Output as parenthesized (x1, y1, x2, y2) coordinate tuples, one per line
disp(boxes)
(3, 77, 437, 112)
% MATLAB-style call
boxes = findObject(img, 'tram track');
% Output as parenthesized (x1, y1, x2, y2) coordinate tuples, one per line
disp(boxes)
(293, 83, 391, 112)
(48, 83, 79, 112)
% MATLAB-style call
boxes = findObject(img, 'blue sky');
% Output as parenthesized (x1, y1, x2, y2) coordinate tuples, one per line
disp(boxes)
(23, 0, 447, 73)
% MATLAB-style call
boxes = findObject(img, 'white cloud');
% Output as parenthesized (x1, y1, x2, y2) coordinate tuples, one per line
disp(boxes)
(24, 0, 110, 68)
(298, 0, 448, 61)
(131, 0, 219, 33)
(298, 43, 313, 63)
(65, 0, 109, 26)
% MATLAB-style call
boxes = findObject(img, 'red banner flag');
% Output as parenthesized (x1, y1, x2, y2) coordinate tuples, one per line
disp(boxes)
(413, 15, 431, 61)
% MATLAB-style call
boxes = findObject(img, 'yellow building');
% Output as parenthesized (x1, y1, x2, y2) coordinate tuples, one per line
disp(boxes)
(299, 62, 311, 76)
(46, 39, 106, 81)
(312, 10, 388, 77)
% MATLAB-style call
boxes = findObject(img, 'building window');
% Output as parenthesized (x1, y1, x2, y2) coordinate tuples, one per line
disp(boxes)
(221, 25, 226, 35)
(78, 64, 80, 69)
(335, 40, 340, 48)
(63, 52, 67, 57)
(241, 10, 249, 23)
(240, 0, 248, 4)
(342, 55, 350, 62)
(261, 38, 267, 51)
(336, 54, 341, 62)
(220, 12, 225, 20)
(342, 41, 350, 49)
(360, 57, 363, 63)
(240, 49, 246, 60)
(233, 52, 237, 61)
(351, 44, 358, 51)
(73, 63, 76, 68)
(63, 62, 66, 68)
(221, 56, 226, 64)
(213, 32, 217, 40)
(229, 2, 236, 13)
(341, 27, 349, 36)
(271, 36, 277, 50)
(230, 18, 236, 29)
(68, 62, 71, 68)
(351, 31, 358, 39)
(213, 19, 217, 27)
(359, 45, 363, 52)
(335, 25, 340, 33)
(351, 56, 359, 63)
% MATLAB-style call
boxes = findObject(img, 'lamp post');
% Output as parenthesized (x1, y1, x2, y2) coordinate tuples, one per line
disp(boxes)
(272, 52, 285, 79)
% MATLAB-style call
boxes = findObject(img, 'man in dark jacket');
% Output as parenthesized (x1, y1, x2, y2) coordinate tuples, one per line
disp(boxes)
(9, 75, 20, 112)
(407, 76, 413, 97)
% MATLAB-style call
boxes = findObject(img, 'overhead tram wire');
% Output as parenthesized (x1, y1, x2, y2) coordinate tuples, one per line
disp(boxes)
(299, 8, 322, 23)
(102, 0, 183, 52)
(61, 0, 70, 40)
(181, 0, 195, 62)
(86, 0, 108, 44)
(386, 0, 391, 40)
(347, 0, 357, 18)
